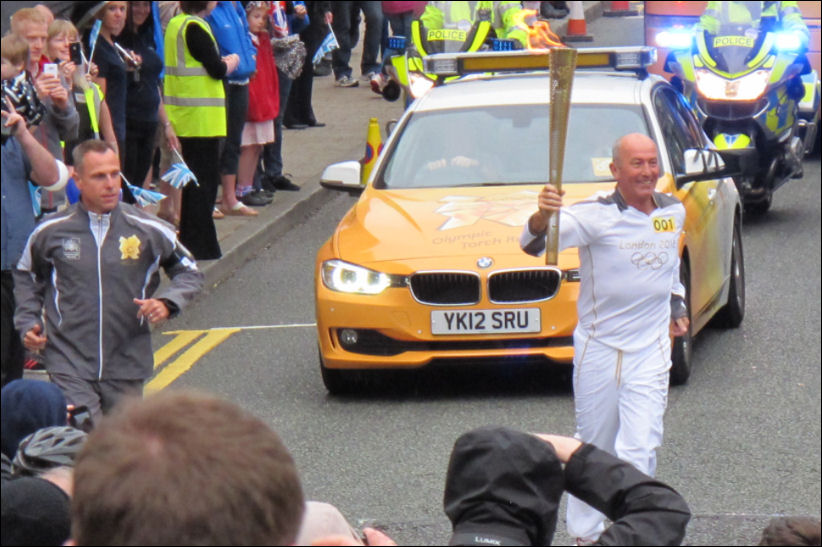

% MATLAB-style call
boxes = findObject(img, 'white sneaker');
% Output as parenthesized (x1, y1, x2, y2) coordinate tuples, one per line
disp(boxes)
(370, 73, 386, 94)
(335, 75, 359, 87)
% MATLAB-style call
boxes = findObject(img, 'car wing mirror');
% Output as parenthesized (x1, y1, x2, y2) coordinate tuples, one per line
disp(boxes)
(676, 148, 737, 186)
(320, 161, 365, 195)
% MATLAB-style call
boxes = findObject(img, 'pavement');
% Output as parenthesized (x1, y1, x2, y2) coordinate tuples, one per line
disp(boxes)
(198, 2, 607, 290)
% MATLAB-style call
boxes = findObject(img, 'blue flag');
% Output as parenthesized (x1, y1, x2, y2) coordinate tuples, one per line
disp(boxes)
(121, 173, 166, 207)
(312, 26, 339, 66)
(161, 162, 199, 190)
(127, 184, 167, 207)
(28, 182, 42, 218)
(89, 19, 101, 50)
(87, 19, 102, 73)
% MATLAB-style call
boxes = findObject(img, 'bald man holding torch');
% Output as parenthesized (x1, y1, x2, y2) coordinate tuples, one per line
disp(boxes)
(520, 132, 689, 544)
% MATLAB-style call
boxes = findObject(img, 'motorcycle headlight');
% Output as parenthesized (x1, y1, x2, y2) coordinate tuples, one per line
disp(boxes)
(408, 71, 435, 99)
(774, 31, 802, 52)
(695, 68, 770, 101)
(321, 259, 394, 295)
(656, 30, 692, 50)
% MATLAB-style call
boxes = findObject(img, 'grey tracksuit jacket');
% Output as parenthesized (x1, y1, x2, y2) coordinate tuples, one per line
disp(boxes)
(13, 202, 204, 381)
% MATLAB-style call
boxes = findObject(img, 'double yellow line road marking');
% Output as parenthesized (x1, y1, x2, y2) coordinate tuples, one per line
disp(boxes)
(147, 323, 315, 393)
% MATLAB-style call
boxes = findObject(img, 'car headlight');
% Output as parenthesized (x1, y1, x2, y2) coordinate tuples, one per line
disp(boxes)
(321, 259, 394, 295)
(695, 68, 769, 101)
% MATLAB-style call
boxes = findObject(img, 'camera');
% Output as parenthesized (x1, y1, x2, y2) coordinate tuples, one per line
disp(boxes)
(1, 88, 11, 138)
(1, 72, 47, 129)
(68, 405, 94, 432)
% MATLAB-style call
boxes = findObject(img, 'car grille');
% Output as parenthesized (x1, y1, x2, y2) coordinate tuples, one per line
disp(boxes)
(409, 272, 480, 305)
(488, 268, 561, 303)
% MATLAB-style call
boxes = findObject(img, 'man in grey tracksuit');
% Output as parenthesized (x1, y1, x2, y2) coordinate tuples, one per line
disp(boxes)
(14, 140, 203, 424)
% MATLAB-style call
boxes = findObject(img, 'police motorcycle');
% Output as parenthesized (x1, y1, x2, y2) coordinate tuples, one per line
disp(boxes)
(659, 8, 820, 214)
(375, 17, 515, 105)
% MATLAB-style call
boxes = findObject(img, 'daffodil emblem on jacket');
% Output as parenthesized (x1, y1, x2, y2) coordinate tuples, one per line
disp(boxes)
(119, 235, 141, 260)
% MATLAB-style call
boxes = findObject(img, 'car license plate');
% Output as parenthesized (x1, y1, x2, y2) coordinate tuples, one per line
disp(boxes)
(431, 309, 541, 335)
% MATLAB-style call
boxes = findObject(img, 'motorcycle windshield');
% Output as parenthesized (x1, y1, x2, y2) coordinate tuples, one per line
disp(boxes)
(707, 1, 766, 73)
(710, 32, 759, 74)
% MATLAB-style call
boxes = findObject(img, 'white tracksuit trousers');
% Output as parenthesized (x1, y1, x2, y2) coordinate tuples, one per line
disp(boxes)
(565, 332, 672, 541)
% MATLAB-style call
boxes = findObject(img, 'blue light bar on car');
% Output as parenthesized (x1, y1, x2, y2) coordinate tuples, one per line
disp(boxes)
(388, 35, 407, 51)
(492, 38, 516, 51)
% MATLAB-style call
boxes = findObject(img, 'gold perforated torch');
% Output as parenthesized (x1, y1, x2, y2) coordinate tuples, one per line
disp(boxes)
(545, 47, 577, 265)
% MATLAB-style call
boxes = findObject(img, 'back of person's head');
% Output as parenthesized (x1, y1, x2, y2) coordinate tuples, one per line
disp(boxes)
(759, 517, 821, 546)
(1, 34, 30, 67)
(180, 1, 212, 15)
(10, 7, 49, 35)
(1, 380, 67, 459)
(11, 426, 87, 477)
(1, 475, 72, 546)
(444, 426, 564, 546)
(71, 390, 305, 546)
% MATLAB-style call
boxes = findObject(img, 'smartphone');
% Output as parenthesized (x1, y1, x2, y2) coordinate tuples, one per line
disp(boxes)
(43, 63, 59, 77)
(70, 42, 83, 65)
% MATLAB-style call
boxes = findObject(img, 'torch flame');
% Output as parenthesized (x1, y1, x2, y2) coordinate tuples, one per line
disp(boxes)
(513, 9, 565, 50)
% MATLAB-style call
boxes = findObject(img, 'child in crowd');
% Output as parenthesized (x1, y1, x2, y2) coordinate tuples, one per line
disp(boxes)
(236, 1, 280, 209)
(1, 34, 28, 85)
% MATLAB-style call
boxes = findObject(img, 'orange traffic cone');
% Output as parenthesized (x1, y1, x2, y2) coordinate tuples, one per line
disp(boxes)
(563, 1, 593, 42)
(360, 117, 382, 184)
(604, 1, 639, 17)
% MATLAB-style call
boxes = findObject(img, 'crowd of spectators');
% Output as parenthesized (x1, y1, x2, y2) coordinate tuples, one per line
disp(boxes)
(3, 1, 407, 267)
(4, 384, 818, 546)
(1, 0, 432, 387)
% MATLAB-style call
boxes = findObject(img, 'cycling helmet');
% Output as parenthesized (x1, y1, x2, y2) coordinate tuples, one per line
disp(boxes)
(11, 426, 87, 476)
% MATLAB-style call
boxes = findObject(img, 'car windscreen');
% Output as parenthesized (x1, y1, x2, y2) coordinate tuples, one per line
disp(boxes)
(378, 104, 649, 188)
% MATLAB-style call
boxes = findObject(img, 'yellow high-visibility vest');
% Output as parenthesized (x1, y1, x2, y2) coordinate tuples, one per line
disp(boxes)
(164, 14, 226, 137)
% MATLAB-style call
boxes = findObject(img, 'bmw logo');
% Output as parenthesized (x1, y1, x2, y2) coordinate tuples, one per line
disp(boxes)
(477, 257, 493, 269)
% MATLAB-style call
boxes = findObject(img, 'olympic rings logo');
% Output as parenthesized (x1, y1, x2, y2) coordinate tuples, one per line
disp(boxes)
(631, 251, 670, 270)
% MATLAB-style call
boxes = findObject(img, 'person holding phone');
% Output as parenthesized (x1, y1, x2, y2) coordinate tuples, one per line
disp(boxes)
(47, 19, 119, 164)
(10, 7, 79, 213)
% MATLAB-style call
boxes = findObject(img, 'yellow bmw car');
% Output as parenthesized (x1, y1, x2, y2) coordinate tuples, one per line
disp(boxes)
(315, 48, 744, 393)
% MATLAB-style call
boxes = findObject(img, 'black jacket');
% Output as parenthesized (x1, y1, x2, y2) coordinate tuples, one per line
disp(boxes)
(567, 443, 691, 546)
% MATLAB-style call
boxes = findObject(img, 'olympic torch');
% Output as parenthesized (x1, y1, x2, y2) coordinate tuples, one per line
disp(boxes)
(545, 47, 577, 265)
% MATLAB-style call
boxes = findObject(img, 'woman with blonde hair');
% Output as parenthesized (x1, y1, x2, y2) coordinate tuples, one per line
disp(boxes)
(46, 18, 118, 164)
